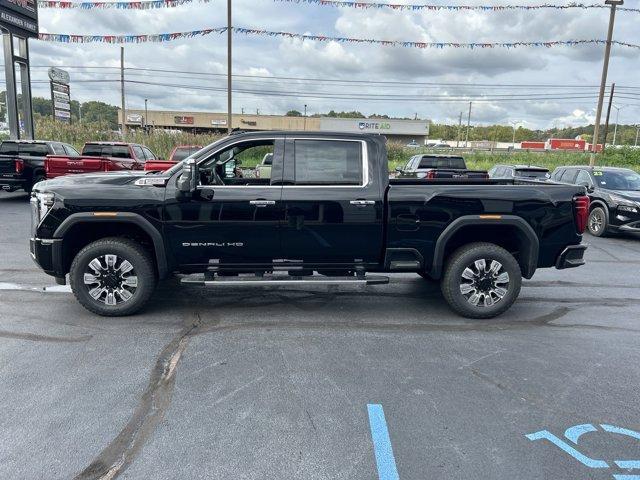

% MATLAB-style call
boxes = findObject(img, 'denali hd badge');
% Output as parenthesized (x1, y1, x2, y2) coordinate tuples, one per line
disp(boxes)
(182, 242, 244, 247)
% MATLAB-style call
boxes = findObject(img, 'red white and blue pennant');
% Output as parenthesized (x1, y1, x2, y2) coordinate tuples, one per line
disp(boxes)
(37, 28, 640, 49)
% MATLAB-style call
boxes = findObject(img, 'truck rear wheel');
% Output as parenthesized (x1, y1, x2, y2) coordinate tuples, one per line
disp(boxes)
(69, 237, 157, 316)
(441, 242, 521, 319)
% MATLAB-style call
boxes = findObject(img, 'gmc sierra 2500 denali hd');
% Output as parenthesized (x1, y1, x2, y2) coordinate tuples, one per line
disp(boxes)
(30, 131, 589, 318)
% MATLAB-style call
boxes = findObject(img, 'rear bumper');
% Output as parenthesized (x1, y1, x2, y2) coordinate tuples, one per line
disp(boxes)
(30, 237, 65, 279)
(555, 244, 587, 269)
(0, 177, 27, 191)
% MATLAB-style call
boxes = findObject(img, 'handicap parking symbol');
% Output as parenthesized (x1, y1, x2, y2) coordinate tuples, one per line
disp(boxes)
(526, 423, 640, 479)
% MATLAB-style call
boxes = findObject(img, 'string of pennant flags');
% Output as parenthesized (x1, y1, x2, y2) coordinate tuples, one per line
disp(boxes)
(36, 0, 640, 13)
(273, 0, 640, 13)
(38, 0, 212, 9)
(37, 28, 640, 50)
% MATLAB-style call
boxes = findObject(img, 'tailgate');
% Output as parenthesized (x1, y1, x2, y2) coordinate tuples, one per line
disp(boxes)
(45, 156, 105, 177)
(144, 160, 176, 171)
(0, 155, 17, 176)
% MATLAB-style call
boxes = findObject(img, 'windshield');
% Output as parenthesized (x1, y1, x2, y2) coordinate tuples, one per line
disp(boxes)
(594, 170, 640, 191)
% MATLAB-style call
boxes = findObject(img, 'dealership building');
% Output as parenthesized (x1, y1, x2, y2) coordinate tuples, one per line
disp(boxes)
(119, 110, 430, 144)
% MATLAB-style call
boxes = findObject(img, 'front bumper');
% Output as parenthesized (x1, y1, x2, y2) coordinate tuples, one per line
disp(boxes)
(555, 244, 587, 270)
(30, 237, 65, 279)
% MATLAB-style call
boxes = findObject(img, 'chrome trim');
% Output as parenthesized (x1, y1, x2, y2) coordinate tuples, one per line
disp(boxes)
(195, 137, 369, 190)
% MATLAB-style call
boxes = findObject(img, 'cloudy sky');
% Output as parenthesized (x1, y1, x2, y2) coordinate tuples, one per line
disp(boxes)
(27, 0, 640, 128)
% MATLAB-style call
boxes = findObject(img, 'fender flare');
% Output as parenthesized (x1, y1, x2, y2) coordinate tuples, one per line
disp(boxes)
(429, 215, 539, 280)
(54, 212, 168, 278)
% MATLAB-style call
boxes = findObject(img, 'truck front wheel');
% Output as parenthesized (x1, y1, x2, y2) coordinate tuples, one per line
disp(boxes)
(69, 237, 157, 316)
(441, 242, 522, 319)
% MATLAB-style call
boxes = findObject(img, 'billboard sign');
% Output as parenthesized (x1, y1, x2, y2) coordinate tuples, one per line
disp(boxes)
(126, 113, 143, 125)
(50, 68, 71, 123)
(320, 117, 429, 136)
(174, 115, 194, 125)
(0, 0, 38, 37)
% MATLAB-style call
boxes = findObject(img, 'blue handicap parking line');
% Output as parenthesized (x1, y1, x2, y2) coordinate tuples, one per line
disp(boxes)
(367, 404, 400, 480)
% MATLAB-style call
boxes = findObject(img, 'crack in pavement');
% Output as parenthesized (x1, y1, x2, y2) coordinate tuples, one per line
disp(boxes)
(73, 312, 208, 480)
(0, 329, 92, 343)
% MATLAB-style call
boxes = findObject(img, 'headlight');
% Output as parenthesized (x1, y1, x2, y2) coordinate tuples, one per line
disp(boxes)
(35, 192, 55, 222)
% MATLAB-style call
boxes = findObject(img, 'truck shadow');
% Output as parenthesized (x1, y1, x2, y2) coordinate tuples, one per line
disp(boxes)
(0, 192, 29, 203)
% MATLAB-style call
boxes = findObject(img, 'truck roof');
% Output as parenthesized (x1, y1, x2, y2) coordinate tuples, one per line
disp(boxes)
(229, 130, 385, 140)
(84, 141, 133, 146)
(559, 165, 631, 172)
(1, 139, 51, 144)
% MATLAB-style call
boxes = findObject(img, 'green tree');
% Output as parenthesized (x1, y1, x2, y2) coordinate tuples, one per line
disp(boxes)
(79, 101, 119, 129)
(285, 110, 302, 117)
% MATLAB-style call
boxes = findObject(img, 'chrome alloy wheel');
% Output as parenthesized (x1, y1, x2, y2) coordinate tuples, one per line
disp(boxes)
(459, 259, 510, 307)
(83, 254, 138, 305)
(589, 209, 604, 234)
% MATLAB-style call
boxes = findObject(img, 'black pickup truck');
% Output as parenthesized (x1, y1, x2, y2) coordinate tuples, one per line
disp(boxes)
(30, 131, 589, 319)
(396, 154, 488, 179)
(0, 140, 79, 193)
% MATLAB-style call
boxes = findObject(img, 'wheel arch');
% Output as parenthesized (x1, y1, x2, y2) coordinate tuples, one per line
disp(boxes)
(429, 215, 539, 280)
(54, 213, 168, 279)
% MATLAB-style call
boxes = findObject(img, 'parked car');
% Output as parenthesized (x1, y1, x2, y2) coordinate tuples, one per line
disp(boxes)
(45, 142, 158, 179)
(488, 165, 550, 181)
(0, 140, 79, 193)
(396, 154, 488, 179)
(405, 140, 421, 148)
(30, 131, 588, 319)
(145, 145, 202, 172)
(550, 166, 640, 237)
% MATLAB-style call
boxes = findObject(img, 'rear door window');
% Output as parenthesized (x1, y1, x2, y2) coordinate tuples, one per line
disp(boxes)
(560, 169, 578, 184)
(293, 140, 363, 186)
(63, 144, 80, 156)
(142, 147, 156, 161)
(132, 146, 145, 160)
(50, 143, 66, 155)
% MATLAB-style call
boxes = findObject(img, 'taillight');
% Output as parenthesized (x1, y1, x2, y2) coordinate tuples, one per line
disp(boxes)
(426, 171, 436, 179)
(573, 195, 590, 234)
(15, 159, 23, 174)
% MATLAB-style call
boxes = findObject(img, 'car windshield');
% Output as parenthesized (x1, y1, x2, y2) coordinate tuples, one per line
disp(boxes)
(595, 170, 640, 191)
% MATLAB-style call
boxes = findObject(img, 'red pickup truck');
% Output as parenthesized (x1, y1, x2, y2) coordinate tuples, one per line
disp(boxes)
(144, 145, 202, 172)
(45, 142, 160, 179)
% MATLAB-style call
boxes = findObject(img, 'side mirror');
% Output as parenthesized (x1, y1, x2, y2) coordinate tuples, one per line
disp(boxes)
(177, 159, 198, 195)
(587, 185, 595, 194)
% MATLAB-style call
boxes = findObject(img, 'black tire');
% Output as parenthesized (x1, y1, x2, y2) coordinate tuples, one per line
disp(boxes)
(587, 206, 608, 237)
(69, 237, 157, 316)
(441, 242, 522, 319)
(25, 173, 45, 194)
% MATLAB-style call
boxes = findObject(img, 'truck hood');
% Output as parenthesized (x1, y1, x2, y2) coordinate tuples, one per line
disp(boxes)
(34, 171, 164, 191)
(609, 190, 640, 202)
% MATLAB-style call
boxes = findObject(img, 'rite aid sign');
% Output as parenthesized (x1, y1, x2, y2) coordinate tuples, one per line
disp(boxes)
(320, 117, 429, 136)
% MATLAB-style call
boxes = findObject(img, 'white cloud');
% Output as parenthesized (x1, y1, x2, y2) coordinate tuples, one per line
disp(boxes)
(21, 0, 640, 128)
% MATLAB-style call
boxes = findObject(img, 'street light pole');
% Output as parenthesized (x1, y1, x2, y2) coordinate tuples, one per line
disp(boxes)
(226, 0, 232, 135)
(304, 104, 307, 131)
(590, 0, 623, 167)
(510, 120, 520, 148)
(144, 98, 148, 132)
(456, 111, 462, 148)
(612, 104, 626, 146)
(465, 101, 472, 148)
(635, 125, 639, 147)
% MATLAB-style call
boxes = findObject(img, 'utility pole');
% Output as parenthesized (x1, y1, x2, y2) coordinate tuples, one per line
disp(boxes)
(303, 104, 307, 131)
(120, 46, 127, 137)
(144, 98, 148, 134)
(635, 125, 639, 147)
(590, 0, 623, 167)
(510, 120, 520, 148)
(465, 101, 472, 148)
(602, 83, 615, 153)
(612, 104, 626, 146)
(227, 0, 232, 135)
(456, 111, 463, 148)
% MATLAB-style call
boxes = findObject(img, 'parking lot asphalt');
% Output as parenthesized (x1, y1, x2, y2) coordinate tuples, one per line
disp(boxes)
(1, 190, 640, 480)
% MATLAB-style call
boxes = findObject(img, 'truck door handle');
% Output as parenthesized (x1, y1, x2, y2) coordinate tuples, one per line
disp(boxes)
(250, 200, 276, 207)
(350, 200, 375, 206)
